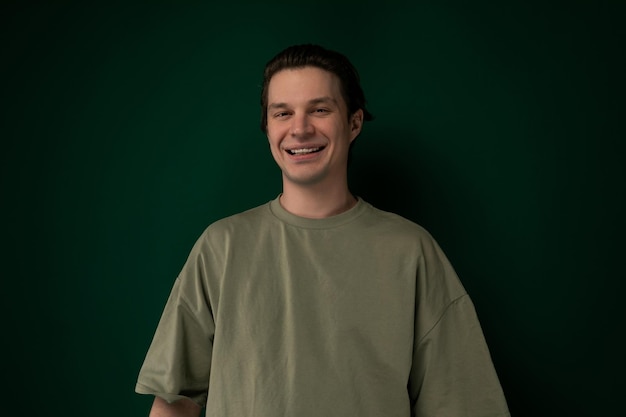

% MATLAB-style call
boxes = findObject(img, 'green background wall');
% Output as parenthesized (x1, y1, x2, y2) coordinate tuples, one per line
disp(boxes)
(2, 1, 624, 415)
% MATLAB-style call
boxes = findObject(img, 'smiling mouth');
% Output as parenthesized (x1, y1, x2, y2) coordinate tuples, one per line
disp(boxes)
(286, 146, 325, 155)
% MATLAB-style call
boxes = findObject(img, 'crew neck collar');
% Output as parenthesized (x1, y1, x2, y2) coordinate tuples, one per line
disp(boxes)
(268, 194, 368, 229)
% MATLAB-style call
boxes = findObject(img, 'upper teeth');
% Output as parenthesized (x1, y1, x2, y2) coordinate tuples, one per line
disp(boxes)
(290, 147, 320, 155)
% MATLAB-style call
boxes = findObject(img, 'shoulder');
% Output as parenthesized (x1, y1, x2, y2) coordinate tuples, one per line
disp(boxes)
(361, 201, 436, 244)
(186, 201, 274, 256)
(359, 201, 458, 268)
(206, 201, 273, 234)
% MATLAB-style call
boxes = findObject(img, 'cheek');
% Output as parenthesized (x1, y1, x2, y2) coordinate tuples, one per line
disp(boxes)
(267, 133, 280, 149)
(266, 124, 284, 144)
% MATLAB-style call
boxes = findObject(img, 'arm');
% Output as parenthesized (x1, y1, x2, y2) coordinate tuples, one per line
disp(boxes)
(149, 396, 201, 417)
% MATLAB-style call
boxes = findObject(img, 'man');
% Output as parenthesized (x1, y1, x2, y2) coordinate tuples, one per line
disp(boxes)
(136, 44, 510, 417)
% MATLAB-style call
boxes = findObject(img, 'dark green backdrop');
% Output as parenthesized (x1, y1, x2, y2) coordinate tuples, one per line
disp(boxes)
(2, 1, 624, 416)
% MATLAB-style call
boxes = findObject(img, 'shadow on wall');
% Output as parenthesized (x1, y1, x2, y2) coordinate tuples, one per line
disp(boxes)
(348, 134, 424, 224)
(347, 126, 462, 234)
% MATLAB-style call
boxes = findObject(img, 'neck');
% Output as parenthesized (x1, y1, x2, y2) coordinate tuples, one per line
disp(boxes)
(280, 179, 357, 219)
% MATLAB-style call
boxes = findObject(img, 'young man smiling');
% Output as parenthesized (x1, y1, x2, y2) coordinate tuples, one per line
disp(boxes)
(265, 66, 363, 218)
(136, 44, 510, 417)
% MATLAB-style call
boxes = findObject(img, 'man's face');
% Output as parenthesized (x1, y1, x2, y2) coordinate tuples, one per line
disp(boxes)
(266, 66, 362, 188)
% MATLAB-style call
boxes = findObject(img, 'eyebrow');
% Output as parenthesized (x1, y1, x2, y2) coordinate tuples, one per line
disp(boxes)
(268, 96, 338, 110)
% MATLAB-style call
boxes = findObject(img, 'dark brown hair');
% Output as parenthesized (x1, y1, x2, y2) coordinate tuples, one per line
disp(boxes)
(260, 44, 374, 133)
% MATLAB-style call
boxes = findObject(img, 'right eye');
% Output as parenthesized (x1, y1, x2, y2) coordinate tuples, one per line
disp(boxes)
(273, 111, 290, 118)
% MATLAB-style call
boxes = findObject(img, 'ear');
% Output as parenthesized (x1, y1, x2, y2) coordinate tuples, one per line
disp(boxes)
(349, 109, 364, 142)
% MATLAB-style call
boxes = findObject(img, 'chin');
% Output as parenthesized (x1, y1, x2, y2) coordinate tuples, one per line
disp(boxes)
(283, 170, 329, 187)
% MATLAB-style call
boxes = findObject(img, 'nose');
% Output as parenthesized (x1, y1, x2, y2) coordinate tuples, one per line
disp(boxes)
(290, 114, 314, 138)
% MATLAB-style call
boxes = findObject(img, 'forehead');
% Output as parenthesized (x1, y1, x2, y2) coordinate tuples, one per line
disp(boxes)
(267, 66, 344, 106)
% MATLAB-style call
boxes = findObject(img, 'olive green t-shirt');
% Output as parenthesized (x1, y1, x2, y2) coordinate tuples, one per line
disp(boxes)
(136, 197, 510, 416)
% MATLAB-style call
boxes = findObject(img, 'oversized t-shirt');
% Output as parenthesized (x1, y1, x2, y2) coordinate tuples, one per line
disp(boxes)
(136, 196, 510, 417)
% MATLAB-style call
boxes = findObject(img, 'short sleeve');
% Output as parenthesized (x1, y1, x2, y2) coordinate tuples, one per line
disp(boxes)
(407, 232, 510, 416)
(135, 246, 216, 406)
(408, 295, 510, 416)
